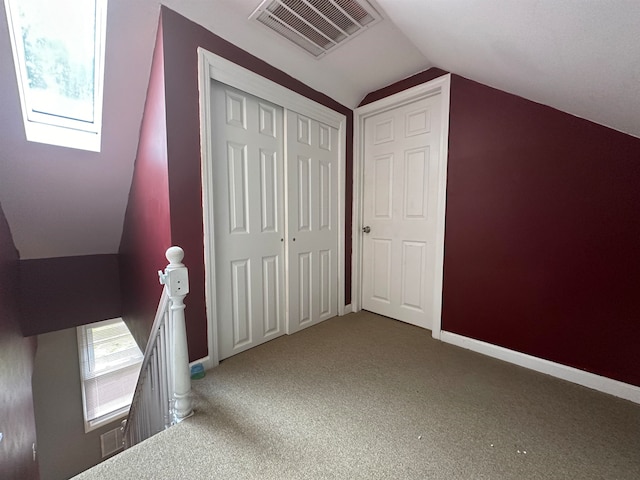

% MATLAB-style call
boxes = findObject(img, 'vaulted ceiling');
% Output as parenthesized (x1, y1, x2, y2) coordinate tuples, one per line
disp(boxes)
(1, 0, 638, 259)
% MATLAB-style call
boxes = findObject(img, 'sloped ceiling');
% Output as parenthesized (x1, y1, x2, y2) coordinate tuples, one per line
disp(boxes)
(160, 0, 428, 108)
(0, 0, 425, 260)
(1, 0, 638, 260)
(0, 0, 160, 259)
(376, 0, 640, 138)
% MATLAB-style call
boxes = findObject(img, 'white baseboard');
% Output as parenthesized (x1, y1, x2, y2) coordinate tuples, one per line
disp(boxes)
(190, 355, 215, 371)
(342, 304, 353, 315)
(440, 331, 640, 405)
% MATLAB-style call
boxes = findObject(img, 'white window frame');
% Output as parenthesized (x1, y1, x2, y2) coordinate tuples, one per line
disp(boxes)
(3, 0, 108, 152)
(77, 318, 142, 433)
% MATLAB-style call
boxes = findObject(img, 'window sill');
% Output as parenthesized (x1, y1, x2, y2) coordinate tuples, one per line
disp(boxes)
(85, 405, 129, 433)
(25, 120, 101, 152)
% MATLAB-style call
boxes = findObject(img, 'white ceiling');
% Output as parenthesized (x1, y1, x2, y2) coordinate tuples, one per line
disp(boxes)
(0, 0, 160, 259)
(1, 0, 638, 259)
(377, 0, 640, 138)
(160, 0, 428, 108)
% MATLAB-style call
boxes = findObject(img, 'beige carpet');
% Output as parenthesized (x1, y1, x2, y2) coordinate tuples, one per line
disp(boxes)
(74, 312, 640, 479)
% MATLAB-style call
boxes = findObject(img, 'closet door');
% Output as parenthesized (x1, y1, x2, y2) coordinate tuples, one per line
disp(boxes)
(286, 111, 339, 333)
(361, 93, 443, 330)
(212, 82, 286, 360)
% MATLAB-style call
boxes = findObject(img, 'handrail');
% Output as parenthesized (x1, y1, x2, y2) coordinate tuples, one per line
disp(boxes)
(122, 246, 193, 448)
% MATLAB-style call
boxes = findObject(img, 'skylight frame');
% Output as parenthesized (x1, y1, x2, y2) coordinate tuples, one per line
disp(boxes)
(3, 0, 108, 152)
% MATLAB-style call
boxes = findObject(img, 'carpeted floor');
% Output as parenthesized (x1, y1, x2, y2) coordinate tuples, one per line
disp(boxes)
(74, 312, 640, 479)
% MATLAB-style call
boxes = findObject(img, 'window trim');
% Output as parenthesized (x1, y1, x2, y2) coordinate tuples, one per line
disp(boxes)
(77, 318, 142, 433)
(3, 0, 108, 152)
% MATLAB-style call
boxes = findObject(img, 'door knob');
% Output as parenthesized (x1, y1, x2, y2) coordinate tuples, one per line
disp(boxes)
(362, 226, 371, 234)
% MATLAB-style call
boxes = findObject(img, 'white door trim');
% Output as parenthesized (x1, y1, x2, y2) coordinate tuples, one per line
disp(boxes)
(353, 74, 451, 340)
(198, 48, 347, 367)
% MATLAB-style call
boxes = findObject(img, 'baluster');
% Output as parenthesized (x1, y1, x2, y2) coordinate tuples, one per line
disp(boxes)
(149, 352, 156, 434)
(158, 323, 170, 428)
(166, 311, 175, 423)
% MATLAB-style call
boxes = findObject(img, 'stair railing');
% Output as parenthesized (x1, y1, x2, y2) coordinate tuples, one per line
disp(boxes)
(122, 246, 193, 448)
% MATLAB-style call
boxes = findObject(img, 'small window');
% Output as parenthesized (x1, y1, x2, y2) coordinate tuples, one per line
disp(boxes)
(77, 318, 143, 433)
(3, 0, 108, 151)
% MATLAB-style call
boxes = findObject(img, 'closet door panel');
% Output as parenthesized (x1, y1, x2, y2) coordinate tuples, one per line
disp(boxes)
(286, 112, 338, 333)
(212, 82, 286, 360)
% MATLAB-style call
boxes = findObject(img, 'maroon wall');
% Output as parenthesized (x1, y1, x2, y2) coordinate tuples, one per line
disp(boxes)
(19, 254, 121, 336)
(118, 22, 172, 349)
(358, 67, 449, 107)
(160, 7, 354, 360)
(0, 203, 39, 480)
(442, 75, 640, 386)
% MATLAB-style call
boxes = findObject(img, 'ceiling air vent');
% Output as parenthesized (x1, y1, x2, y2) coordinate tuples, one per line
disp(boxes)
(249, 0, 382, 58)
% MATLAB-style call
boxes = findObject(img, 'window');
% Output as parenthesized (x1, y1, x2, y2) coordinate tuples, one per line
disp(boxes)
(4, 0, 108, 151)
(77, 318, 143, 432)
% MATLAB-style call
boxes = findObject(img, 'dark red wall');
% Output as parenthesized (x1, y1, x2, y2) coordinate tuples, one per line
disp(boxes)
(358, 68, 450, 107)
(0, 203, 39, 480)
(160, 7, 354, 360)
(442, 75, 640, 386)
(20, 254, 122, 336)
(118, 22, 172, 350)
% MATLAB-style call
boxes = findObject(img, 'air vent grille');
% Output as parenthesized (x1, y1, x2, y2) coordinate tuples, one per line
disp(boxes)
(100, 427, 123, 458)
(250, 0, 382, 58)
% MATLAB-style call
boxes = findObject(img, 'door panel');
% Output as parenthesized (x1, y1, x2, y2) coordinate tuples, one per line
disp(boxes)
(319, 161, 332, 230)
(287, 112, 338, 333)
(262, 255, 281, 336)
(401, 241, 426, 310)
(319, 249, 331, 317)
(297, 156, 312, 231)
(362, 94, 442, 330)
(260, 150, 278, 232)
(371, 238, 391, 302)
(212, 82, 286, 360)
(404, 148, 429, 219)
(298, 251, 312, 325)
(373, 154, 393, 218)
(230, 259, 251, 348)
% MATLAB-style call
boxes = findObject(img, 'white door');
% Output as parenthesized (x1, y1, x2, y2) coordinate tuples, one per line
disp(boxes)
(212, 82, 286, 360)
(361, 94, 442, 330)
(286, 112, 339, 333)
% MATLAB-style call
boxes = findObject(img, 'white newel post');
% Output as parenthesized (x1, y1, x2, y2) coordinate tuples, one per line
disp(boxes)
(159, 246, 193, 422)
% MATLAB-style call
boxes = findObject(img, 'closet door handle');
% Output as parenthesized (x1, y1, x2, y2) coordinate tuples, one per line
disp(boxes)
(362, 226, 371, 234)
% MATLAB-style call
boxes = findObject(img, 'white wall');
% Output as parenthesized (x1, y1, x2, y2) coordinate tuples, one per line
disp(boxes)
(32, 329, 122, 480)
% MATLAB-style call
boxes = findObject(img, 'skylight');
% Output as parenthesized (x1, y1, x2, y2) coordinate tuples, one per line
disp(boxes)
(4, 0, 108, 152)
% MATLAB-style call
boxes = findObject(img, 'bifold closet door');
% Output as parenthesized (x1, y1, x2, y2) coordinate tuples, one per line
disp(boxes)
(212, 82, 286, 360)
(211, 82, 339, 360)
(286, 111, 338, 333)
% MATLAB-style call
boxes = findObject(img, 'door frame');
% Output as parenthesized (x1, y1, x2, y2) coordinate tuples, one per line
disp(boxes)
(352, 74, 451, 340)
(198, 48, 347, 366)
